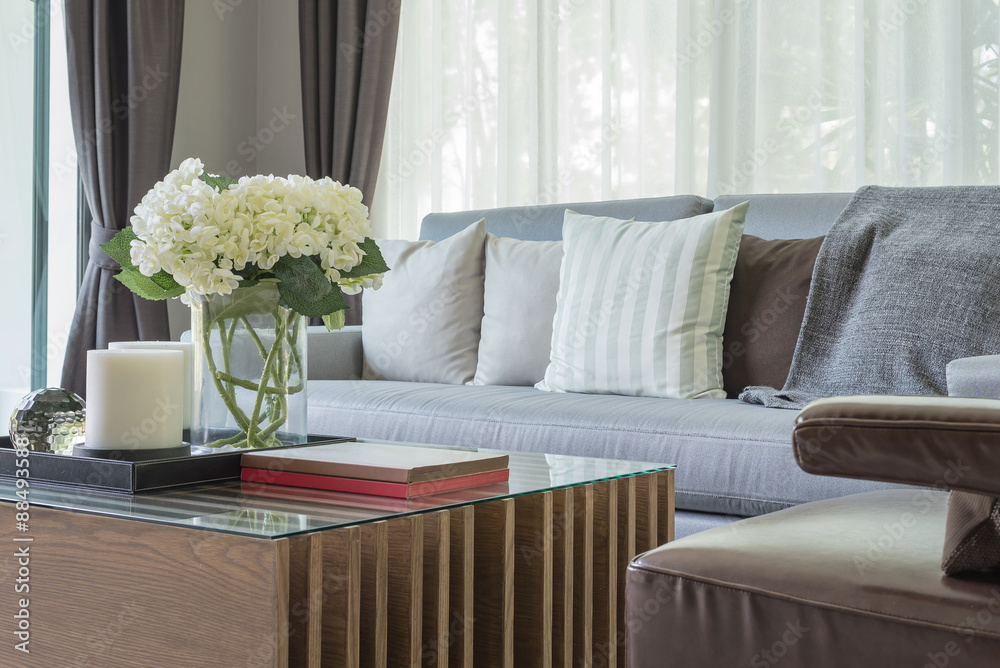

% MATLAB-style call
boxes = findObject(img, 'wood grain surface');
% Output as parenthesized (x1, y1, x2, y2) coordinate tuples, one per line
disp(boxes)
(616, 477, 637, 668)
(473, 498, 515, 668)
(448, 505, 475, 668)
(592, 479, 619, 668)
(513, 490, 554, 667)
(635, 472, 659, 554)
(387, 514, 424, 667)
(287, 532, 322, 667)
(360, 521, 388, 667)
(0, 505, 288, 667)
(422, 510, 450, 668)
(551, 488, 575, 668)
(572, 484, 594, 668)
(323, 525, 361, 667)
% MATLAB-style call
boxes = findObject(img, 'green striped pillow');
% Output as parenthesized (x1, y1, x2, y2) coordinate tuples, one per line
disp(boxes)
(536, 203, 749, 399)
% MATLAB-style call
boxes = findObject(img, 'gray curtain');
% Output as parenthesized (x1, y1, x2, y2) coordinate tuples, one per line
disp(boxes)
(61, 1, 185, 398)
(299, 0, 400, 325)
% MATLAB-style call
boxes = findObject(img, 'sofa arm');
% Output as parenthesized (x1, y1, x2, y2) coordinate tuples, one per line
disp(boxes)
(792, 395, 1000, 497)
(307, 325, 363, 380)
(946, 354, 1000, 398)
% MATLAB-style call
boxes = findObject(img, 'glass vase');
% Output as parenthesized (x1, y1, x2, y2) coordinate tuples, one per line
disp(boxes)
(189, 282, 308, 449)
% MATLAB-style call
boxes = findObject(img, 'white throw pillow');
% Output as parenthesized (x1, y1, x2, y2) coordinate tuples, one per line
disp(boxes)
(536, 204, 748, 399)
(472, 235, 564, 386)
(362, 219, 486, 384)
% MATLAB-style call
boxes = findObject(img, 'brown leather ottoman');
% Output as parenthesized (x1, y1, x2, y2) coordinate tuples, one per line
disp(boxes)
(626, 489, 1000, 667)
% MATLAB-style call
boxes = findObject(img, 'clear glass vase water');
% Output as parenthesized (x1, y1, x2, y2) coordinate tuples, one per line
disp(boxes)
(189, 282, 308, 449)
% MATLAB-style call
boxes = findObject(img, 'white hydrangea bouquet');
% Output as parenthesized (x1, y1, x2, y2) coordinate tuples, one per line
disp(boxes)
(102, 158, 389, 448)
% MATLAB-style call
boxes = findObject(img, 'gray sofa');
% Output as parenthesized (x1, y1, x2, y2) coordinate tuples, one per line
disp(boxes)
(305, 192, 906, 538)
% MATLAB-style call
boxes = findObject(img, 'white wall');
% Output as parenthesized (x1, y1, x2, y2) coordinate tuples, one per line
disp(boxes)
(256, 0, 307, 177)
(171, 0, 305, 176)
(171, 0, 257, 175)
(168, 0, 306, 339)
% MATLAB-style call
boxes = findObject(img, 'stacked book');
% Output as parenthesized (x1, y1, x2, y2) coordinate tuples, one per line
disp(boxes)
(240, 441, 509, 499)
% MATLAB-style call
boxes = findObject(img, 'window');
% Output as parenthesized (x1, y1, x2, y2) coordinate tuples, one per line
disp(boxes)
(0, 0, 78, 422)
(373, 1, 1000, 240)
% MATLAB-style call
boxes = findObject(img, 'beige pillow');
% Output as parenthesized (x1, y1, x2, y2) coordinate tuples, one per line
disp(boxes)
(362, 220, 486, 383)
(472, 235, 563, 386)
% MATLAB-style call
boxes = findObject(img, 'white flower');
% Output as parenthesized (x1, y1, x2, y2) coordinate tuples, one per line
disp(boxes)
(339, 273, 383, 295)
(128, 159, 385, 305)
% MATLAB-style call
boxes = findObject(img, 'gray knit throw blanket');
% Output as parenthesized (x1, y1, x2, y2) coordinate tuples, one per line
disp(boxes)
(740, 185, 1000, 409)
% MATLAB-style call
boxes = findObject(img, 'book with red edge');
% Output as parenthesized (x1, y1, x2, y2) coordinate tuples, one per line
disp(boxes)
(240, 466, 511, 498)
(240, 440, 508, 484)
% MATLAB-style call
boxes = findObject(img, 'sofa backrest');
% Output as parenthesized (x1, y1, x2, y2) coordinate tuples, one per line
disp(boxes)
(419, 195, 713, 242)
(712, 193, 854, 239)
(419, 191, 855, 242)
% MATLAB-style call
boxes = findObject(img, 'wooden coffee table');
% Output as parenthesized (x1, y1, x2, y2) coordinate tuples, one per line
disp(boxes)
(0, 441, 673, 667)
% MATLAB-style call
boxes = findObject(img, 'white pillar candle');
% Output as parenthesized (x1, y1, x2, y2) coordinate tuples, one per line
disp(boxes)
(85, 349, 185, 450)
(109, 341, 194, 429)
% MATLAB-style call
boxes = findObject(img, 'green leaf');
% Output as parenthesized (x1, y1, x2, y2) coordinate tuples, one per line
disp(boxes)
(272, 255, 348, 318)
(101, 228, 140, 267)
(204, 283, 281, 322)
(113, 268, 186, 301)
(338, 238, 390, 279)
(101, 228, 184, 297)
(234, 265, 267, 290)
(322, 311, 346, 331)
(234, 265, 260, 280)
(148, 270, 183, 292)
(202, 172, 240, 192)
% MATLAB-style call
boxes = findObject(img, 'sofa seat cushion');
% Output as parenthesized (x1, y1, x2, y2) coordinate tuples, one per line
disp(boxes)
(308, 381, 904, 516)
(626, 490, 1000, 667)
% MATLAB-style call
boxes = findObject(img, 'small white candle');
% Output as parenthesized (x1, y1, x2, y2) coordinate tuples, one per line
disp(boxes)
(109, 341, 194, 429)
(85, 349, 185, 450)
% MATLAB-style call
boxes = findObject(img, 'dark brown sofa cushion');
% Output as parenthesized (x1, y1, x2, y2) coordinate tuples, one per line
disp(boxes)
(626, 491, 1000, 667)
(722, 235, 824, 398)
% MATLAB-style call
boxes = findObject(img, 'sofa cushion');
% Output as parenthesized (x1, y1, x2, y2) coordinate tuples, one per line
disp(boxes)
(537, 204, 747, 399)
(308, 381, 905, 516)
(473, 235, 563, 386)
(722, 235, 824, 398)
(361, 219, 486, 384)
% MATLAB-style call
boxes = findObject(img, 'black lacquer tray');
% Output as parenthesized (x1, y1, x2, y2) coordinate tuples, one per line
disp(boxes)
(0, 433, 352, 494)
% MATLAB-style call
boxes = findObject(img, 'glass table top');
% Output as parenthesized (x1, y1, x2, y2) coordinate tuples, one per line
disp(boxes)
(0, 442, 673, 539)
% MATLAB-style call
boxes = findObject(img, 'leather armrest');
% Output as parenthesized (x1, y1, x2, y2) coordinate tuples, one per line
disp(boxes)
(793, 395, 1000, 497)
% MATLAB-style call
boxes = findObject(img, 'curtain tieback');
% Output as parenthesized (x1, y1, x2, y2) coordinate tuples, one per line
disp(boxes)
(89, 223, 122, 271)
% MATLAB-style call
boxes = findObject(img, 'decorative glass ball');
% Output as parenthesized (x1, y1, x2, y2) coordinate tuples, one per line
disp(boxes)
(8, 388, 86, 454)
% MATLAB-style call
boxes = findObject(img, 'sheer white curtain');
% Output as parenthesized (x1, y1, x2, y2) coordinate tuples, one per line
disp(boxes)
(371, 0, 1000, 239)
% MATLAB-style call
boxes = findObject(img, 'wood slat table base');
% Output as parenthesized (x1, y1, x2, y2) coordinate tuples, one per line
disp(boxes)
(0, 469, 673, 667)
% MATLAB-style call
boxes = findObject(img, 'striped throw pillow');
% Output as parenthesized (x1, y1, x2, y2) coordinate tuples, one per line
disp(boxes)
(536, 203, 749, 399)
